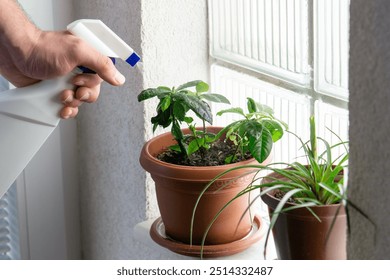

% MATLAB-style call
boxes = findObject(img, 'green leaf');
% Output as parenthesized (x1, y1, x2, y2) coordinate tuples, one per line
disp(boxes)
(171, 121, 186, 154)
(176, 80, 203, 91)
(259, 104, 274, 115)
(246, 97, 274, 114)
(173, 101, 186, 121)
(201, 94, 231, 104)
(249, 126, 273, 163)
(224, 154, 236, 164)
(187, 139, 202, 155)
(159, 96, 171, 112)
(184, 116, 194, 124)
(157, 86, 172, 93)
(240, 120, 263, 139)
(216, 107, 245, 117)
(196, 81, 209, 93)
(221, 120, 244, 139)
(247, 97, 258, 114)
(152, 123, 158, 133)
(204, 133, 216, 143)
(228, 134, 237, 143)
(237, 120, 273, 163)
(137, 88, 161, 102)
(169, 144, 181, 152)
(309, 115, 318, 162)
(263, 120, 285, 142)
(151, 108, 171, 128)
(175, 92, 213, 124)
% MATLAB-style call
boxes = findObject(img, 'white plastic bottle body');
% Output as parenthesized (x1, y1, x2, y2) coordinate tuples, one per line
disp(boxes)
(0, 72, 76, 126)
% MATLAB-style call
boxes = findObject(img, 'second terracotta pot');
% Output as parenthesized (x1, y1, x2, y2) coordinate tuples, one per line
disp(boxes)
(261, 171, 347, 260)
(140, 127, 271, 245)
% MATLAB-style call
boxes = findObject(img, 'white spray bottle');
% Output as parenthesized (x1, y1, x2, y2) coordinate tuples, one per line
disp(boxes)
(0, 19, 141, 197)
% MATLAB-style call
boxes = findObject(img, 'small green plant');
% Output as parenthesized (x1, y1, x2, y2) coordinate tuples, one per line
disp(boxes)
(138, 80, 229, 157)
(216, 97, 288, 164)
(192, 115, 372, 257)
(138, 80, 286, 165)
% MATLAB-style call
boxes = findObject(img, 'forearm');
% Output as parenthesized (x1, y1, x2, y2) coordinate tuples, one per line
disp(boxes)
(0, 0, 40, 62)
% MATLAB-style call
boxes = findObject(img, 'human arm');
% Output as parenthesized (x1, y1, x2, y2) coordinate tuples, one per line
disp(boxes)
(0, 0, 125, 118)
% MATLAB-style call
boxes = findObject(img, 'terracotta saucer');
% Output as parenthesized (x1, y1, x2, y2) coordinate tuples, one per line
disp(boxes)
(149, 214, 264, 258)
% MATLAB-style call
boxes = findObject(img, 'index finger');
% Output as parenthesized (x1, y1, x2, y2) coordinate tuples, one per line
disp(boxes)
(73, 37, 126, 86)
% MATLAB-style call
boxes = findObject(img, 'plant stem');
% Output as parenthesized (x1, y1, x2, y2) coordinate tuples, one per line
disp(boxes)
(310, 115, 318, 162)
(234, 135, 243, 163)
(171, 103, 186, 157)
(201, 119, 207, 161)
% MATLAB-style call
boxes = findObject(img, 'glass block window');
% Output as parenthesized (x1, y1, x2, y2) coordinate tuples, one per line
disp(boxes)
(209, 0, 350, 101)
(314, 0, 350, 99)
(208, 3, 350, 255)
(210, 0, 310, 86)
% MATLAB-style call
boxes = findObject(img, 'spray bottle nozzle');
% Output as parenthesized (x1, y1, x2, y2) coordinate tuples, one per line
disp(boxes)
(67, 19, 141, 68)
(126, 53, 141, 67)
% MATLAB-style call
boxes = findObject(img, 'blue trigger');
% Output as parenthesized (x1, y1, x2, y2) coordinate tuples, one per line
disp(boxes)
(78, 57, 116, 74)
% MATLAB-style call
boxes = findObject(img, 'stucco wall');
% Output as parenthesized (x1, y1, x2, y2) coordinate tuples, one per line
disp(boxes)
(141, 0, 209, 221)
(348, 0, 390, 259)
(73, 0, 208, 259)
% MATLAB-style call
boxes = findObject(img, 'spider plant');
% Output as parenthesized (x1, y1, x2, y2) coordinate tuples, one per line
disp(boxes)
(191, 115, 372, 258)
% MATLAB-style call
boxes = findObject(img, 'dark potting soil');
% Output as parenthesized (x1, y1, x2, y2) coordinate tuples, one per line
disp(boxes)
(274, 190, 296, 204)
(157, 139, 252, 166)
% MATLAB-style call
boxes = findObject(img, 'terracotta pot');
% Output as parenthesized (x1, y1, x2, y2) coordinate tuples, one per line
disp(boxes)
(261, 171, 347, 260)
(140, 127, 271, 245)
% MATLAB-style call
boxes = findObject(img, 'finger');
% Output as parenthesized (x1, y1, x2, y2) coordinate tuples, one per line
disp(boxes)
(60, 89, 83, 107)
(72, 73, 103, 88)
(60, 106, 79, 119)
(75, 40, 126, 86)
(75, 84, 101, 103)
(61, 89, 74, 103)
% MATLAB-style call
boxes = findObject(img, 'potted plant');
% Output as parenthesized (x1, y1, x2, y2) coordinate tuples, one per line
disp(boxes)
(138, 80, 286, 255)
(194, 115, 371, 259)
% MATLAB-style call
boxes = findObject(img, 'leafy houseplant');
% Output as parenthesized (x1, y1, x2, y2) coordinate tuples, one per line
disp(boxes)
(138, 80, 286, 254)
(138, 80, 285, 165)
(193, 116, 369, 259)
(138, 80, 227, 159)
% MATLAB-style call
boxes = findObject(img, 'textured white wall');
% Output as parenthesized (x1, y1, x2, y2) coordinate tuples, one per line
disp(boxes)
(74, 0, 146, 259)
(141, 0, 209, 221)
(348, 0, 390, 259)
(73, 0, 208, 259)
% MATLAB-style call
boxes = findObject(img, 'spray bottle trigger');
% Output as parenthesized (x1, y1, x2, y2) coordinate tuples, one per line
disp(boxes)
(77, 57, 116, 74)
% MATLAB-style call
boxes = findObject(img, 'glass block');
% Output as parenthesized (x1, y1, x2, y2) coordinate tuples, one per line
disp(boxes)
(314, 0, 350, 100)
(315, 100, 349, 160)
(209, 0, 310, 86)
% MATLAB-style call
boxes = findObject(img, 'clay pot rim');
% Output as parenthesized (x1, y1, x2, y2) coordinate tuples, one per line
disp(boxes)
(140, 126, 270, 181)
(143, 126, 255, 169)
(143, 138, 258, 171)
